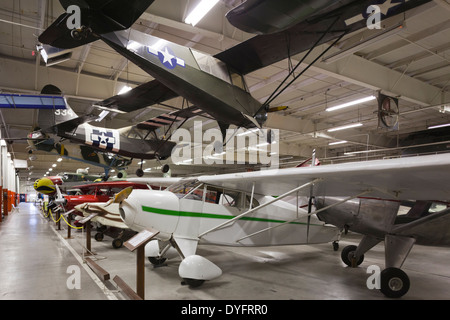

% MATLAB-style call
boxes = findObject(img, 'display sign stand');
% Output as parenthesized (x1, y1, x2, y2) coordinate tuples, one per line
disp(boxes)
(123, 229, 159, 300)
(79, 214, 98, 256)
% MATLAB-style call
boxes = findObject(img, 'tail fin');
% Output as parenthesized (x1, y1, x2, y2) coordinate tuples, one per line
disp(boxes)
(38, 0, 155, 49)
(38, 85, 79, 131)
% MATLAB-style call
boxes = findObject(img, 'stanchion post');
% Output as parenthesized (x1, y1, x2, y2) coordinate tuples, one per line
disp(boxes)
(124, 229, 159, 300)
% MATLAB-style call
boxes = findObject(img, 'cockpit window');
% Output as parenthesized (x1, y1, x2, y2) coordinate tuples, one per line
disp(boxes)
(167, 179, 203, 200)
(167, 180, 260, 209)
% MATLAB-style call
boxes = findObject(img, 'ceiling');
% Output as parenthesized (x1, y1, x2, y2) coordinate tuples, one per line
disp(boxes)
(1, 0, 450, 190)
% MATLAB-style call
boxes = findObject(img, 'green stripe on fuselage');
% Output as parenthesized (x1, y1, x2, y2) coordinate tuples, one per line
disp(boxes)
(141, 205, 318, 226)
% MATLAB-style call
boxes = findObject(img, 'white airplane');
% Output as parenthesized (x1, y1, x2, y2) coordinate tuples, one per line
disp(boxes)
(106, 152, 450, 298)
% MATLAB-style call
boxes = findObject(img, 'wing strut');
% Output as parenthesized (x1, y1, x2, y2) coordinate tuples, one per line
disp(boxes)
(198, 178, 322, 238)
(236, 190, 372, 243)
(256, 16, 347, 117)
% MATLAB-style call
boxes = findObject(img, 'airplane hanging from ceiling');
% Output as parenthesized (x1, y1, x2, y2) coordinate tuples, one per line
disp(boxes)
(85, 152, 450, 298)
(36, 0, 432, 138)
(11, 85, 210, 177)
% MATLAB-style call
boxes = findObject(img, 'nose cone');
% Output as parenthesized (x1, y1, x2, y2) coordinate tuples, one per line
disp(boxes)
(119, 189, 180, 235)
(119, 198, 138, 228)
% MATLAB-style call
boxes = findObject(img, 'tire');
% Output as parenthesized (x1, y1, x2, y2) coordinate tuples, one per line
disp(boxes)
(183, 278, 205, 288)
(112, 238, 123, 249)
(148, 256, 167, 266)
(341, 245, 364, 267)
(94, 232, 104, 241)
(380, 267, 410, 298)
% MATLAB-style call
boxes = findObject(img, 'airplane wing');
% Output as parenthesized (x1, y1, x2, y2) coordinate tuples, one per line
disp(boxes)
(198, 153, 450, 201)
(215, 0, 432, 75)
(94, 79, 179, 113)
(136, 105, 214, 132)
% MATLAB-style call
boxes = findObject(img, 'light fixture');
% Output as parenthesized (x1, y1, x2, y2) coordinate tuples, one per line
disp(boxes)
(428, 123, 450, 130)
(118, 85, 132, 95)
(184, 0, 220, 26)
(326, 96, 376, 112)
(327, 123, 363, 132)
(57, 157, 63, 162)
(329, 140, 348, 145)
(52, 164, 57, 167)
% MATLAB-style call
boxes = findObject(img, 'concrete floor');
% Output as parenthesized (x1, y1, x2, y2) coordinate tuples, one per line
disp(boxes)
(1, 202, 450, 301)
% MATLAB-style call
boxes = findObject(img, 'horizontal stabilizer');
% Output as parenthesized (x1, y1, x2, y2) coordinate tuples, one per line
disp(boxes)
(95, 80, 179, 113)
(43, 114, 98, 135)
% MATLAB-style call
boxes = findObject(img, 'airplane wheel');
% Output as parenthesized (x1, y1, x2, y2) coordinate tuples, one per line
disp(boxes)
(70, 29, 82, 40)
(136, 168, 144, 177)
(112, 238, 123, 249)
(94, 232, 104, 242)
(183, 278, 205, 288)
(380, 267, 410, 298)
(148, 256, 167, 266)
(341, 245, 364, 267)
(162, 164, 170, 173)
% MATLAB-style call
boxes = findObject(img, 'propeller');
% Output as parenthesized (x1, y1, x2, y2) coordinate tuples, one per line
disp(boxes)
(113, 186, 133, 203)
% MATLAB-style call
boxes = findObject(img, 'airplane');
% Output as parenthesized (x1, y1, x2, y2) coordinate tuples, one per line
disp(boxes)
(83, 173, 341, 288)
(86, 152, 450, 298)
(71, 177, 181, 248)
(36, 0, 431, 139)
(23, 84, 209, 177)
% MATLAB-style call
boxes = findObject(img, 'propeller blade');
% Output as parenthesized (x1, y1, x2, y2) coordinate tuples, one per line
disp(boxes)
(113, 187, 133, 203)
(267, 106, 288, 113)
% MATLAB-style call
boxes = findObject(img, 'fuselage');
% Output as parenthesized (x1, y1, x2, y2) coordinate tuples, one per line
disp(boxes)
(119, 180, 339, 247)
(100, 29, 266, 129)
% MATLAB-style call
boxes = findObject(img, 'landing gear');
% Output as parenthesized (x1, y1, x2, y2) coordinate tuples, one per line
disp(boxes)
(70, 26, 92, 40)
(332, 240, 339, 251)
(148, 256, 167, 266)
(136, 168, 144, 177)
(112, 238, 123, 249)
(341, 245, 364, 267)
(182, 278, 205, 288)
(380, 267, 410, 298)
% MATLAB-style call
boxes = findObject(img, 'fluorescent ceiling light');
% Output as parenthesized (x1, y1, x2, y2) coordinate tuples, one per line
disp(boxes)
(185, 0, 220, 26)
(327, 123, 363, 132)
(118, 86, 132, 95)
(329, 140, 348, 146)
(428, 123, 450, 130)
(326, 96, 376, 112)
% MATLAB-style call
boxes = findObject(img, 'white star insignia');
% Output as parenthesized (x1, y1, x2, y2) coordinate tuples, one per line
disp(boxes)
(161, 47, 175, 66)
